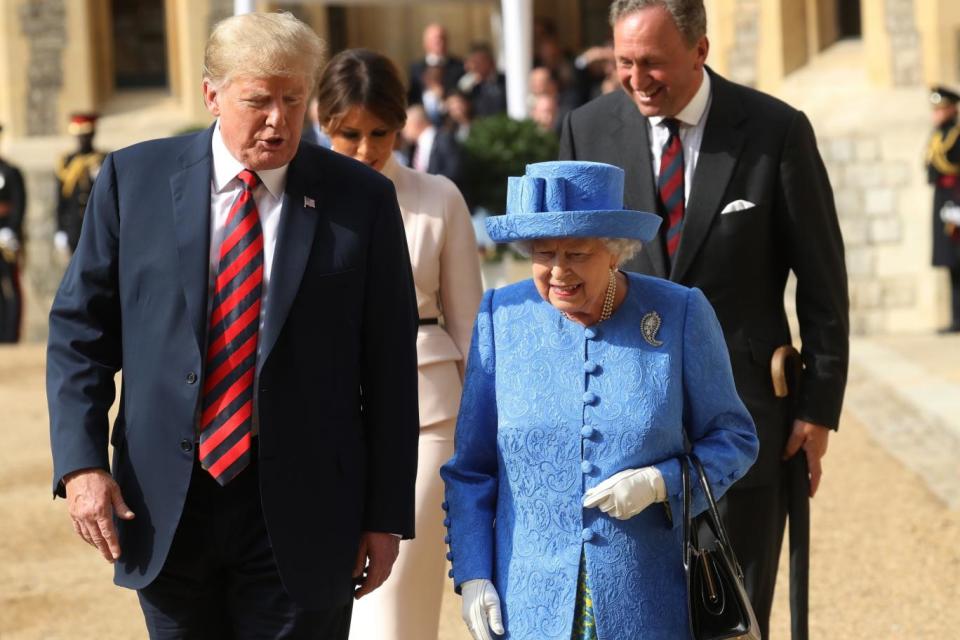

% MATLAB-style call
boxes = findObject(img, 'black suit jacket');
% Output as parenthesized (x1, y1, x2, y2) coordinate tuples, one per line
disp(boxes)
(47, 127, 420, 606)
(408, 57, 465, 106)
(560, 71, 849, 486)
(427, 128, 464, 189)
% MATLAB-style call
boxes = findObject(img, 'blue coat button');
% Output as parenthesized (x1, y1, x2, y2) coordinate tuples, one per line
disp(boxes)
(581, 460, 593, 473)
(449, 569, 455, 578)
(581, 528, 594, 542)
(582, 392, 597, 405)
(446, 551, 454, 561)
(583, 360, 598, 373)
(584, 327, 597, 340)
(581, 425, 595, 438)
(443, 518, 451, 527)
(441, 501, 449, 511)
(444, 535, 451, 544)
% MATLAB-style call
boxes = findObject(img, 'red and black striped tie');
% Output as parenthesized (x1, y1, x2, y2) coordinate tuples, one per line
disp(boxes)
(658, 118, 685, 259)
(199, 169, 263, 485)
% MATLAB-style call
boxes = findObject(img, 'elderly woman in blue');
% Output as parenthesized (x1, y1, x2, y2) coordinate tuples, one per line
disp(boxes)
(440, 161, 758, 640)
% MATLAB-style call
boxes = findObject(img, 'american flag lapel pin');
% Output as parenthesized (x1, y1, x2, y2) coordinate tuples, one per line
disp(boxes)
(304, 196, 316, 209)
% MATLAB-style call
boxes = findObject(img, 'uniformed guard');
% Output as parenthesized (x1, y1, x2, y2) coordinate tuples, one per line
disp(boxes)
(0, 122, 27, 342)
(54, 113, 105, 255)
(926, 86, 960, 333)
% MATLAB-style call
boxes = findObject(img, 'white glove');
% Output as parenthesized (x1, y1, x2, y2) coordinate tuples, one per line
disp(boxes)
(583, 466, 666, 520)
(54, 231, 70, 253)
(0, 228, 18, 252)
(461, 578, 505, 640)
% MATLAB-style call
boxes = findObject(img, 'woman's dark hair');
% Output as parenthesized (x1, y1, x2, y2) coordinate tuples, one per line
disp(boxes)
(315, 48, 407, 132)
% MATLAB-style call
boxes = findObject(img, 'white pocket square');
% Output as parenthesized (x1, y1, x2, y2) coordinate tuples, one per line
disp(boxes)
(720, 199, 756, 214)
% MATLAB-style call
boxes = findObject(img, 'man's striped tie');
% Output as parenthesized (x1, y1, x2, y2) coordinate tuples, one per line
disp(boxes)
(200, 169, 263, 485)
(658, 118, 685, 259)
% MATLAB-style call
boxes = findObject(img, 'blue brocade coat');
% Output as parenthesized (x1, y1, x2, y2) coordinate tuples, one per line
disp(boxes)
(440, 273, 759, 639)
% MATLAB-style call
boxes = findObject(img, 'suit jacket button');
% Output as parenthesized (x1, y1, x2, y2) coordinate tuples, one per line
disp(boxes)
(581, 528, 594, 542)
(581, 460, 593, 474)
(448, 569, 455, 578)
(180, 439, 193, 452)
(185, 372, 197, 385)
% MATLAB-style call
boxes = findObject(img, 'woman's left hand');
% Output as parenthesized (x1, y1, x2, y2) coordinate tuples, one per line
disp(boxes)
(583, 466, 666, 520)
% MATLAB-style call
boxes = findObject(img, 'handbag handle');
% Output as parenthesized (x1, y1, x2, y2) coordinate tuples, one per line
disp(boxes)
(681, 453, 745, 580)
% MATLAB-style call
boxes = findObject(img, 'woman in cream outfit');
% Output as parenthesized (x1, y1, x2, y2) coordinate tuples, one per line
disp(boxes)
(317, 48, 483, 639)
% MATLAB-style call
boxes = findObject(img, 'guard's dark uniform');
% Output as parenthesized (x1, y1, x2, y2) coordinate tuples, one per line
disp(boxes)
(0, 150, 26, 342)
(926, 87, 960, 332)
(55, 148, 105, 253)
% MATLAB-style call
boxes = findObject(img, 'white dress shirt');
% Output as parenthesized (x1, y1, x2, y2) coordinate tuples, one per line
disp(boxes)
(412, 126, 437, 173)
(207, 122, 289, 433)
(648, 71, 712, 205)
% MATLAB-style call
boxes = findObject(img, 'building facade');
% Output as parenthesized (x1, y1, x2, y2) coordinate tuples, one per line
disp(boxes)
(1, 0, 959, 337)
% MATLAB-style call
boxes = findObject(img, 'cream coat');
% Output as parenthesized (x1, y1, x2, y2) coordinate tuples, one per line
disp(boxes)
(382, 155, 483, 427)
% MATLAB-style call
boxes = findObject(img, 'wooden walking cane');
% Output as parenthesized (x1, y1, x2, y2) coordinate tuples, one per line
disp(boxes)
(771, 345, 809, 640)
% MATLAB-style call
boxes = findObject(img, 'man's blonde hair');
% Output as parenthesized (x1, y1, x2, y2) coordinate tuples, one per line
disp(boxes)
(203, 12, 325, 88)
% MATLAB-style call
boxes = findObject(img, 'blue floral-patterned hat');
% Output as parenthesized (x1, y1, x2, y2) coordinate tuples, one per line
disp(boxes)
(485, 161, 661, 243)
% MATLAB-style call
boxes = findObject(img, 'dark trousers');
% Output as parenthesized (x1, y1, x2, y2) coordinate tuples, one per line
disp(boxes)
(137, 454, 353, 640)
(950, 267, 960, 329)
(717, 477, 790, 640)
(0, 258, 21, 343)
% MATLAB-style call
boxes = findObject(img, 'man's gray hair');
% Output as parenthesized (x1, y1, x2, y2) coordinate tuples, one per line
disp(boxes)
(608, 0, 707, 45)
(203, 12, 326, 88)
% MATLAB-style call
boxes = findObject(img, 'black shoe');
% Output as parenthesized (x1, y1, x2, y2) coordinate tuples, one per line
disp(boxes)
(937, 325, 960, 334)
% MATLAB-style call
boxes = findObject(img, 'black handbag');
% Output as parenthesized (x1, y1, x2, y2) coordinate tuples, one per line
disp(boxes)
(682, 454, 761, 640)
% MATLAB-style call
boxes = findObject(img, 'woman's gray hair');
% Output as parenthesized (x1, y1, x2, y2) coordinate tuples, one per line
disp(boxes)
(608, 0, 707, 46)
(203, 12, 326, 89)
(513, 237, 642, 266)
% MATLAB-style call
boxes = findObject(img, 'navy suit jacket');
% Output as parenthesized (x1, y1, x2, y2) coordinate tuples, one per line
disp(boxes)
(47, 126, 420, 608)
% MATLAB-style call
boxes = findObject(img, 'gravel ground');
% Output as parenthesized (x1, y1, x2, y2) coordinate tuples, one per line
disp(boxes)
(2, 343, 957, 639)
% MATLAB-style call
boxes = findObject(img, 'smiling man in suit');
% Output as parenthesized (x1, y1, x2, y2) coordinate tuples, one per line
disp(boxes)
(47, 12, 419, 639)
(560, 1, 848, 637)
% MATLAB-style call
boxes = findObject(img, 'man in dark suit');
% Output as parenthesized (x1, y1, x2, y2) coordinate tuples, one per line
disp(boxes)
(0, 122, 26, 342)
(403, 105, 464, 189)
(407, 23, 464, 107)
(47, 12, 419, 639)
(926, 86, 960, 332)
(460, 43, 507, 119)
(54, 113, 106, 255)
(560, 1, 848, 637)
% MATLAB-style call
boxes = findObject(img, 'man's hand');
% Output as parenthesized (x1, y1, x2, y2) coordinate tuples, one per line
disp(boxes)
(64, 468, 134, 562)
(783, 419, 831, 498)
(352, 531, 400, 599)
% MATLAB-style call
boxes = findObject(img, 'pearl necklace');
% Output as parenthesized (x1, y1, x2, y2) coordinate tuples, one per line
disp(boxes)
(562, 269, 617, 324)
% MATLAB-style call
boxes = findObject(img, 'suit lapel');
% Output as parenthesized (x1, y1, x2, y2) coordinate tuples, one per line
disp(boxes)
(257, 147, 320, 374)
(169, 127, 214, 354)
(612, 94, 668, 277)
(670, 71, 745, 282)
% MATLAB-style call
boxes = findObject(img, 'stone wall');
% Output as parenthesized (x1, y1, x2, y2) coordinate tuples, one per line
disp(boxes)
(885, 0, 922, 86)
(819, 135, 917, 334)
(18, 0, 66, 136)
(726, 0, 759, 87)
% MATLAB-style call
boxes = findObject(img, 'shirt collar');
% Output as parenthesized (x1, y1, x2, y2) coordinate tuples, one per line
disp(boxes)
(211, 121, 289, 198)
(649, 71, 711, 129)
